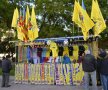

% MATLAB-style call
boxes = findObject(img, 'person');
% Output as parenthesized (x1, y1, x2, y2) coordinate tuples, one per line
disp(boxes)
(1, 55, 12, 87)
(96, 48, 105, 86)
(82, 50, 98, 90)
(97, 50, 108, 90)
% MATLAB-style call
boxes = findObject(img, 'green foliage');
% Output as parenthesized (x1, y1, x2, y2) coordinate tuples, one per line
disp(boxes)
(0, 0, 17, 28)
(35, 0, 74, 38)
(0, 37, 15, 53)
(10, 65, 15, 76)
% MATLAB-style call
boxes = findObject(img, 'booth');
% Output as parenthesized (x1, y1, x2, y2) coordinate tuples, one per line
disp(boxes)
(14, 36, 98, 85)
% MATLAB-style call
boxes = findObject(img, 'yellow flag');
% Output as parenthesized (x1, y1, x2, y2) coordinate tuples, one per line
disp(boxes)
(72, 0, 94, 40)
(11, 8, 25, 41)
(28, 30, 34, 41)
(25, 6, 31, 41)
(16, 8, 26, 41)
(11, 8, 19, 27)
(17, 27, 25, 41)
(29, 6, 38, 41)
(28, 7, 38, 41)
(91, 0, 106, 36)
(25, 5, 30, 26)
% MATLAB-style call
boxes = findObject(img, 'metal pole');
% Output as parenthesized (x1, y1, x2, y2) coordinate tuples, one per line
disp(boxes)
(15, 43, 17, 64)
(72, 22, 74, 36)
(78, 26, 79, 36)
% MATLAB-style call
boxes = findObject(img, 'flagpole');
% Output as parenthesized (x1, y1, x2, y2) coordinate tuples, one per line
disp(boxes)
(78, 26, 79, 36)
(72, 22, 74, 36)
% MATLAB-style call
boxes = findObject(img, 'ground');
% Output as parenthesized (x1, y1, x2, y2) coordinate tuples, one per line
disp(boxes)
(0, 76, 102, 90)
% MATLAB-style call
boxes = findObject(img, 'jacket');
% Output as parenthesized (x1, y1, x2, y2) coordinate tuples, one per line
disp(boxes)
(97, 52, 108, 75)
(82, 54, 96, 72)
(2, 59, 12, 73)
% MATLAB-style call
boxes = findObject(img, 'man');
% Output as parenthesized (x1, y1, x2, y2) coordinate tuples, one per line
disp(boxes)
(97, 50, 108, 90)
(82, 50, 98, 90)
(1, 55, 12, 87)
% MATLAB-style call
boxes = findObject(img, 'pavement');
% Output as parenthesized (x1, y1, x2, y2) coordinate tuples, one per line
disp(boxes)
(0, 76, 102, 90)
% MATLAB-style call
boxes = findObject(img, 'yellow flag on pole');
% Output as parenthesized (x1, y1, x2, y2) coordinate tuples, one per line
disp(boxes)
(91, 0, 106, 36)
(25, 5, 30, 26)
(11, 8, 19, 27)
(11, 8, 24, 41)
(17, 26, 25, 41)
(11, 9, 16, 27)
(31, 6, 39, 40)
(28, 30, 34, 41)
(72, 0, 94, 40)
(16, 8, 26, 41)
(28, 6, 38, 41)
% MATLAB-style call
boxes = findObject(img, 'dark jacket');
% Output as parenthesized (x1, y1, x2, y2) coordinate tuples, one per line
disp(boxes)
(97, 52, 108, 75)
(2, 59, 12, 73)
(82, 54, 96, 72)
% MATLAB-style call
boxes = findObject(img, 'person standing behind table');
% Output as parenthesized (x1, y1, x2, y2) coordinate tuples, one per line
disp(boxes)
(97, 51, 108, 90)
(82, 50, 98, 90)
(1, 55, 12, 87)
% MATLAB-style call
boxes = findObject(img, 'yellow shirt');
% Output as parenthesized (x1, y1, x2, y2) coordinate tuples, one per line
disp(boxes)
(50, 42, 58, 57)
(63, 46, 69, 56)
(46, 47, 51, 57)
(73, 45, 79, 61)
